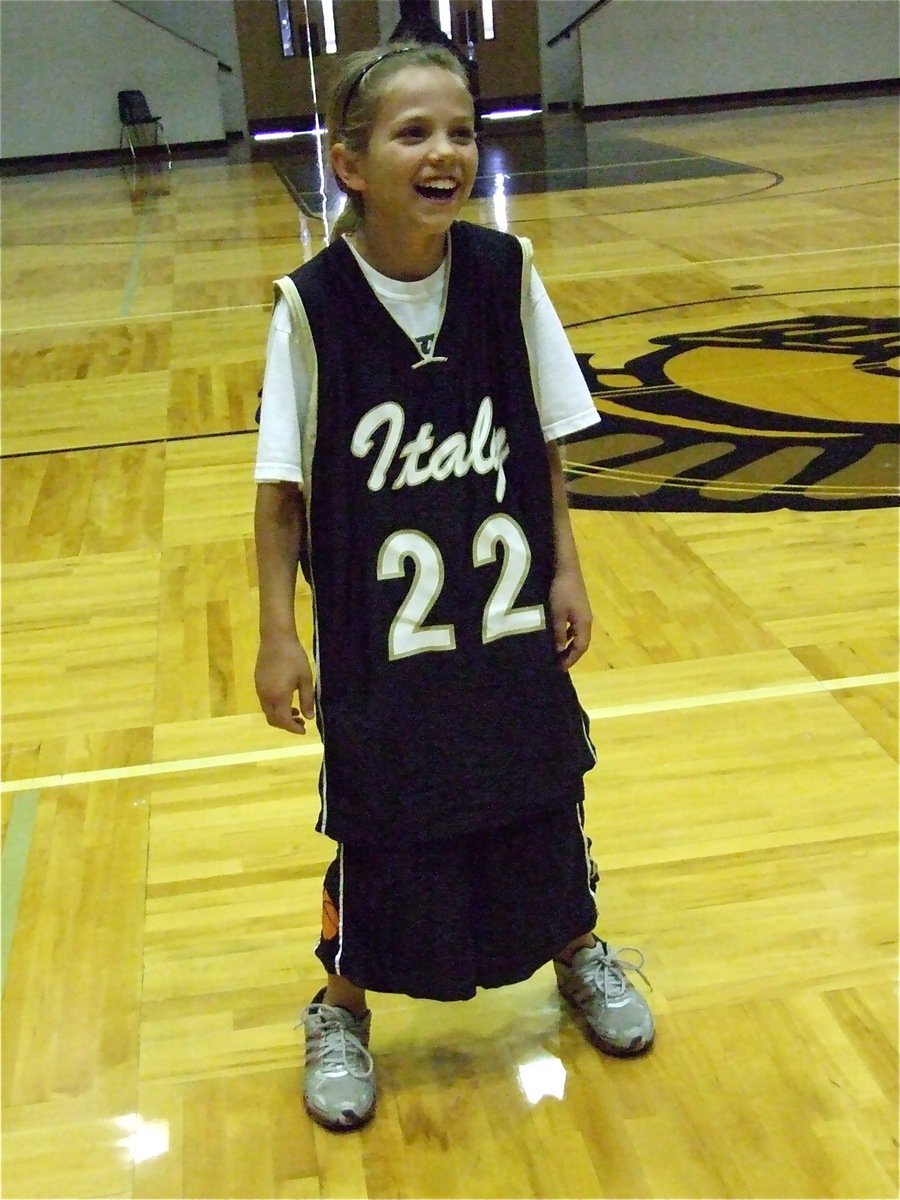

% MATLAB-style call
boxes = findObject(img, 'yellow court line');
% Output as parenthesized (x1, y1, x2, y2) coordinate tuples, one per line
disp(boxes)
(1, 672, 895, 796)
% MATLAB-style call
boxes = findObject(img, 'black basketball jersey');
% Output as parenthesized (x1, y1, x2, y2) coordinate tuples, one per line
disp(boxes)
(278, 221, 595, 844)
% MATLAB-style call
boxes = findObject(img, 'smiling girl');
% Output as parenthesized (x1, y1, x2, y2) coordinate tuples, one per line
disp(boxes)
(254, 42, 654, 1132)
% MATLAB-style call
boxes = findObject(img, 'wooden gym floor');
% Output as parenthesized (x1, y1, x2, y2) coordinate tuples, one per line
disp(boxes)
(1, 95, 898, 1199)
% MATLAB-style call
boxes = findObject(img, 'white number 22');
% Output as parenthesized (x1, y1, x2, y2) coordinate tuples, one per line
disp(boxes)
(376, 514, 546, 661)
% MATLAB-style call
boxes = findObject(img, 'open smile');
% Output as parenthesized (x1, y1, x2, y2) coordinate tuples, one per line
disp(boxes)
(414, 180, 461, 202)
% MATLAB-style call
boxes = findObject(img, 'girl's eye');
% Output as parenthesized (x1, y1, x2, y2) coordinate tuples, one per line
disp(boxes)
(452, 128, 475, 142)
(398, 125, 427, 140)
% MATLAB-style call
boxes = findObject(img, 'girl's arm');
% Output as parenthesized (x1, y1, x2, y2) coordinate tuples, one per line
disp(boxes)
(254, 481, 316, 733)
(546, 441, 593, 671)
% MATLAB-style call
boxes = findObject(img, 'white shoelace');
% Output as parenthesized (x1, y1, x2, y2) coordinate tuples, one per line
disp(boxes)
(580, 945, 653, 1001)
(298, 1002, 375, 1079)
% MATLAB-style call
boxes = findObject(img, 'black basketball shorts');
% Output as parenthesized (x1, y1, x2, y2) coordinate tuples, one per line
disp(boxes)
(314, 800, 599, 1001)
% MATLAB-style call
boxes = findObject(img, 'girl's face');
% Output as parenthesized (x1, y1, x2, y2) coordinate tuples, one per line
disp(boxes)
(334, 65, 478, 241)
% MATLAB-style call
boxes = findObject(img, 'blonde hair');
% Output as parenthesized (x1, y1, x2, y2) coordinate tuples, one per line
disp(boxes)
(326, 42, 471, 239)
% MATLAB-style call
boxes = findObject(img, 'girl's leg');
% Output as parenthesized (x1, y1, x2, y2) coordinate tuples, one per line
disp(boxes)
(324, 973, 368, 1016)
(316, 848, 368, 1011)
(555, 803, 602, 964)
(556, 931, 596, 965)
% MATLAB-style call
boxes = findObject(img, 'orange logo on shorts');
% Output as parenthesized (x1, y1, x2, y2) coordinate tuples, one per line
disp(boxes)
(322, 888, 339, 941)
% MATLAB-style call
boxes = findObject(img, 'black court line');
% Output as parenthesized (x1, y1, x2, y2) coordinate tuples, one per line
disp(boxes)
(4, 287, 894, 463)
(280, 168, 784, 223)
(561, 284, 899, 331)
(3, 175, 895, 251)
(506, 171, 784, 221)
(0, 427, 257, 462)
(272, 132, 773, 219)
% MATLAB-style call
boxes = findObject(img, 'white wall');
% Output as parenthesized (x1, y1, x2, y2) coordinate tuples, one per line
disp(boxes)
(120, 0, 247, 133)
(538, 0, 596, 106)
(0, 0, 225, 158)
(580, 0, 900, 107)
(378, 0, 401, 42)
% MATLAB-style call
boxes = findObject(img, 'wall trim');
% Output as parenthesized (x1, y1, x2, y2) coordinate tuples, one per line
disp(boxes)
(580, 77, 899, 120)
(0, 141, 230, 176)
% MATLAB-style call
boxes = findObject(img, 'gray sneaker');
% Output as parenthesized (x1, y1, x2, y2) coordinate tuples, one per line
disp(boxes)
(555, 939, 655, 1057)
(298, 991, 375, 1130)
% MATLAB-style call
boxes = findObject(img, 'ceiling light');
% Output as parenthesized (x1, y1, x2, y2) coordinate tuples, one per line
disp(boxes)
(482, 108, 542, 121)
(437, 0, 452, 38)
(481, 0, 495, 39)
(321, 0, 337, 53)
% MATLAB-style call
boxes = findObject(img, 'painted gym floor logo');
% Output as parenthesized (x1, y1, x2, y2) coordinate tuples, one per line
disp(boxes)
(563, 296, 899, 511)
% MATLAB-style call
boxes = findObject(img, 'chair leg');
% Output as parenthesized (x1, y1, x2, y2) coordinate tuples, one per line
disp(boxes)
(156, 120, 172, 168)
(119, 118, 171, 168)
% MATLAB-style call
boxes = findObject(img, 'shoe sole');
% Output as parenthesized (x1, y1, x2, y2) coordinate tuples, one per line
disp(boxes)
(304, 1097, 376, 1133)
(557, 984, 655, 1058)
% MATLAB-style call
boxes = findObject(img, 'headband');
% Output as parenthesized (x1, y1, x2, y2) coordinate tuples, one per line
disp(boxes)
(339, 45, 419, 129)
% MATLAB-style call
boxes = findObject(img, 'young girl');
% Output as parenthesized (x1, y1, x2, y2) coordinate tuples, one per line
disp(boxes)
(254, 42, 654, 1132)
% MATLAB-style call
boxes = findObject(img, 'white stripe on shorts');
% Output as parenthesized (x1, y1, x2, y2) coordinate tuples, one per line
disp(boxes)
(575, 804, 596, 901)
(334, 843, 346, 976)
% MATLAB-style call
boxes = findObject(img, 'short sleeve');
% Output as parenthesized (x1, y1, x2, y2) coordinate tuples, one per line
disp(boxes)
(523, 268, 600, 443)
(254, 297, 308, 485)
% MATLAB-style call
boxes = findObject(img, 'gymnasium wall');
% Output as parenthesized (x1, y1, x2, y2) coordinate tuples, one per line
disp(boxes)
(235, 0, 540, 127)
(234, 0, 383, 129)
(579, 0, 899, 107)
(119, 0, 247, 134)
(538, 0, 596, 107)
(0, 0, 225, 159)
(476, 0, 541, 105)
(378, 0, 401, 42)
(3, 0, 896, 161)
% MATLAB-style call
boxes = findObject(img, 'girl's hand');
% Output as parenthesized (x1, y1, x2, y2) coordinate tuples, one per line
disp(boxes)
(549, 568, 593, 671)
(255, 636, 315, 734)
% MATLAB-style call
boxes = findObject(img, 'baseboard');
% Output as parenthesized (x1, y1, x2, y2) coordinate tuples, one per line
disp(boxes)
(0, 140, 230, 176)
(580, 77, 899, 121)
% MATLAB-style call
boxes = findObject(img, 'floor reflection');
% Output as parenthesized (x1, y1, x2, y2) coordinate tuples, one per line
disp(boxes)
(114, 1114, 170, 1166)
(258, 113, 764, 221)
(516, 1052, 567, 1105)
(121, 160, 172, 208)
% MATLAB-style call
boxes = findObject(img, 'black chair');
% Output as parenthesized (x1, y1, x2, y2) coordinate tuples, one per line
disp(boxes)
(118, 90, 171, 165)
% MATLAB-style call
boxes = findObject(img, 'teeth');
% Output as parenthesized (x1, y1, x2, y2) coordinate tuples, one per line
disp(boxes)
(422, 181, 455, 190)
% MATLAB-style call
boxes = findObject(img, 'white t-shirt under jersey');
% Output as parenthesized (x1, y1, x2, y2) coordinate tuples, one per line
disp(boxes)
(255, 238, 599, 484)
